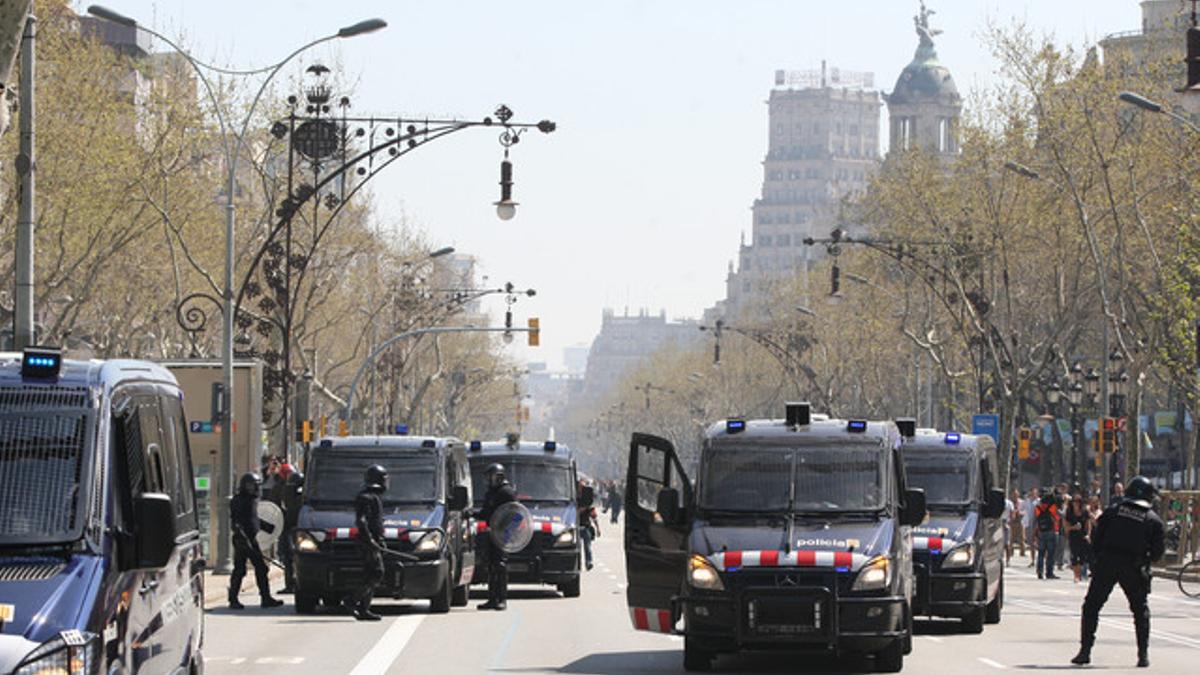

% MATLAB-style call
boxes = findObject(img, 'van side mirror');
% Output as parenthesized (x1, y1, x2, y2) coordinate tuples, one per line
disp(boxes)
(132, 493, 176, 570)
(579, 485, 595, 508)
(984, 487, 1006, 519)
(449, 485, 470, 512)
(901, 488, 927, 527)
(656, 488, 681, 525)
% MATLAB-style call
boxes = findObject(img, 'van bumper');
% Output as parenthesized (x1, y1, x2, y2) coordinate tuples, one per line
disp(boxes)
(675, 591, 907, 655)
(913, 565, 987, 617)
(294, 553, 448, 599)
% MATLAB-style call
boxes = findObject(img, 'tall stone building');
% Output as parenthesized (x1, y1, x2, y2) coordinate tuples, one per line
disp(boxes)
(723, 63, 882, 314)
(580, 309, 701, 402)
(1101, 0, 1190, 87)
(885, 3, 961, 157)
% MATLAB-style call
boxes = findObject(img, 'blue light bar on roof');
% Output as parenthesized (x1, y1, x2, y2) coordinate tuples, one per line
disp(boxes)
(847, 420, 868, 433)
(469, 440, 482, 452)
(319, 439, 333, 448)
(544, 441, 557, 452)
(726, 420, 746, 434)
(944, 432, 961, 445)
(21, 347, 62, 380)
(395, 424, 409, 436)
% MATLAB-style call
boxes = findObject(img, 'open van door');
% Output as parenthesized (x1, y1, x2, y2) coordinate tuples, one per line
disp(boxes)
(624, 433, 691, 633)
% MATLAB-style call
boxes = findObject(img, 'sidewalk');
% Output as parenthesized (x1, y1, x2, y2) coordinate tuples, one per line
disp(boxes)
(202, 565, 285, 609)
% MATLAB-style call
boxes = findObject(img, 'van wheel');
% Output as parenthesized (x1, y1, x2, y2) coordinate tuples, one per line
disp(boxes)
(873, 639, 904, 673)
(429, 576, 452, 613)
(961, 606, 985, 634)
(683, 638, 714, 671)
(452, 584, 470, 607)
(985, 576, 1003, 624)
(294, 593, 318, 614)
(558, 575, 581, 598)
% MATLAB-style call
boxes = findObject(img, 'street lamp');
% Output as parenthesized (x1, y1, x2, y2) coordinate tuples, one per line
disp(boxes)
(88, 4, 386, 575)
(1118, 91, 1200, 133)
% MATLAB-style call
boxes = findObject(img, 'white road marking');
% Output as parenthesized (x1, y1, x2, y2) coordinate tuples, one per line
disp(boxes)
(255, 657, 304, 664)
(922, 635, 944, 643)
(978, 657, 1006, 669)
(1010, 598, 1200, 649)
(346, 613, 426, 675)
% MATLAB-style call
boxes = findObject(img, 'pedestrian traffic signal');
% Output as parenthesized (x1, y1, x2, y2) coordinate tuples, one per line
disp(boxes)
(528, 318, 540, 347)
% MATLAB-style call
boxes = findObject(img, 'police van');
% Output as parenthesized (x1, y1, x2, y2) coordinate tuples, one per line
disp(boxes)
(899, 422, 1005, 632)
(291, 434, 474, 614)
(467, 437, 590, 597)
(0, 348, 205, 675)
(623, 404, 925, 672)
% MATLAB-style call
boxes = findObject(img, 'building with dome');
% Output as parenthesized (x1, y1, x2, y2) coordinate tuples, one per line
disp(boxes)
(886, 2, 961, 157)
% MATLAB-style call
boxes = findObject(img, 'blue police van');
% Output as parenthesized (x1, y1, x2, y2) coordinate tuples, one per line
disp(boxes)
(898, 422, 1006, 632)
(0, 347, 205, 675)
(467, 437, 588, 597)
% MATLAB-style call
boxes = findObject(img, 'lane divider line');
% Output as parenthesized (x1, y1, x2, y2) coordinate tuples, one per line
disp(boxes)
(347, 613, 427, 675)
(490, 609, 524, 672)
(1009, 599, 1200, 649)
(978, 657, 1006, 669)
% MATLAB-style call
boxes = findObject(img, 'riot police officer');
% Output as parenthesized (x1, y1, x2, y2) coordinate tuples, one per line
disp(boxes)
(351, 464, 388, 621)
(477, 463, 518, 611)
(278, 470, 305, 594)
(1072, 476, 1165, 668)
(229, 472, 284, 610)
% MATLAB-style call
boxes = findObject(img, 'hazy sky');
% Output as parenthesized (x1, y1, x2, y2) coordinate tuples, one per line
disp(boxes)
(92, 0, 1147, 367)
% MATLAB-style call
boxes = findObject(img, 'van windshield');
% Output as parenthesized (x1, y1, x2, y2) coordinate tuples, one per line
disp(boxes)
(905, 450, 974, 506)
(307, 451, 439, 505)
(700, 445, 885, 513)
(471, 458, 574, 504)
(0, 388, 94, 544)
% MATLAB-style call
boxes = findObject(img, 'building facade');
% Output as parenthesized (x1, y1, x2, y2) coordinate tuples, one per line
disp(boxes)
(722, 63, 882, 315)
(885, 3, 961, 158)
(580, 309, 701, 402)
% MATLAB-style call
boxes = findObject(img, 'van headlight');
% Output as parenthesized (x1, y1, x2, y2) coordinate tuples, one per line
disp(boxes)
(940, 542, 975, 569)
(554, 528, 576, 547)
(415, 530, 444, 553)
(295, 530, 321, 552)
(15, 632, 98, 675)
(688, 554, 725, 591)
(851, 556, 892, 592)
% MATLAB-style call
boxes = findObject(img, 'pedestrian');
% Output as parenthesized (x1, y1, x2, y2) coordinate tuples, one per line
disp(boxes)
(477, 463, 518, 611)
(228, 472, 284, 610)
(1009, 488, 1026, 560)
(1003, 491, 1014, 564)
(350, 464, 388, 621)
(1071, 476, 1165, 668)
(578, 479, 599, 571)
(1065, 492, 1090, 583)
(608, 482, 623, 525)
(278, 469, 304, 594)
(1035, 490, 1061, 579)
(1024, 488, 1039, 566)
(1055, 483, 1070, 571)
(1110, 481, 1125, 506)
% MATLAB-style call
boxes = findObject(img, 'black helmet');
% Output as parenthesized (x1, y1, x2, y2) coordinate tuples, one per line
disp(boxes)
(364, 464, 388, 491)
(485, 463, 506, 485)
(238, 472, 262, 496)
(286, 470, 305, 488)
(1125, 476, 1157, 503)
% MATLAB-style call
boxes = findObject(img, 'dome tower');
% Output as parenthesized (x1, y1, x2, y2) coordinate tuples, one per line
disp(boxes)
(886, 2, 961, 157)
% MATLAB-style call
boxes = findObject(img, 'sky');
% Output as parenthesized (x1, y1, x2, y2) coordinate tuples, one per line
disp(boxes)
(88, 0, 1148, 368)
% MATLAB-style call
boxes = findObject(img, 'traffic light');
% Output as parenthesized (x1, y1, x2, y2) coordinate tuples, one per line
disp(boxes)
(296, 420, 312, 444)
(1017, 427, 1032, 460)
(1100, 417, 1117, 453)
(830, 262, 841, 295)
(338, 419, 349, 437)
(528, 317, 540, 347)
(319, 415, 328, 437)
(1188, 25, 1200, 92)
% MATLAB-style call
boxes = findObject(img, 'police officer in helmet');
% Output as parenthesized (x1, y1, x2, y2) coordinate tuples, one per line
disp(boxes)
(278, 470, 305, 594)
(1072, 476, 1165, 668)
(229, 472, 284, 609)
(477, 463, 518, 611)
(351, 464, 388, 621)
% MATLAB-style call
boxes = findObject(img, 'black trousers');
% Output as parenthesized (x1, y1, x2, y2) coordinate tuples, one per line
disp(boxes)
(229, 540, 272, 602)
(278, 529, 295, 589)
(355, 545, 384, 612)
(479, 535, 508, 604)
(1080, 556, 1150, 651)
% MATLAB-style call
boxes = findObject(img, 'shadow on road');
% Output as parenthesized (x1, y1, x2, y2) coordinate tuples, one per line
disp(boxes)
(469, 587, 564, 602)
(496, 649, 881, 674)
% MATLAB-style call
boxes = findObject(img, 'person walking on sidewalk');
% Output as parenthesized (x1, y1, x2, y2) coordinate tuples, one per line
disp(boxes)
(1009, 488, 1026, 562)
(1024, 488, 1040, 567)
(1065, 492, 1091, 583)
(229, 472, 284, 610)
(1035, 490, 1062, 579)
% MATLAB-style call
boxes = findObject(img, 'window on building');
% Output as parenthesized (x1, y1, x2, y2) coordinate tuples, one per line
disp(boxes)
(741, 258, 751, 272)
(776, 233, 792, 246)
(758, 235, 773, 247)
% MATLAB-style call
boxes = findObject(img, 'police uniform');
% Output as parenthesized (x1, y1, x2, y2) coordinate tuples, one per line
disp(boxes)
(352, 465, 387, 621)
(1073, 476, 1165, 668)
(278, 471, 304, 593)
(478, 465, 518, 610)
(229, 473, 283, 609)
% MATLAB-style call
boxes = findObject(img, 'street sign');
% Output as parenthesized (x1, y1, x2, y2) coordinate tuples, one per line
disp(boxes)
(194, 476, 211, 491)
(972, 414, 1000, 444)
(189, 420, 214, 433)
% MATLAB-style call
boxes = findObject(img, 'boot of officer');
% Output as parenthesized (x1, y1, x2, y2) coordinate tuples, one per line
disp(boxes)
(228, 472, 284, 610)
(1072, 476, 1164, 668)
(351, 464, 388, 621)
(478, 463, 517, 611)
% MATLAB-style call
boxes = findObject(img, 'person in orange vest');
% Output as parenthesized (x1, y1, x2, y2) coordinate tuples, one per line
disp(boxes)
(1034, 490, 1062, 580)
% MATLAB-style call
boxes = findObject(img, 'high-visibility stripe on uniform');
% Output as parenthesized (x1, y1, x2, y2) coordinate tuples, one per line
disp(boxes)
(629, 606, 673, 633)
(708, 549, 869, 572)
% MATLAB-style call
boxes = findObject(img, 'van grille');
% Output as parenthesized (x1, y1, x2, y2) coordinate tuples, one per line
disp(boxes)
(0, 560, 65, 581)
